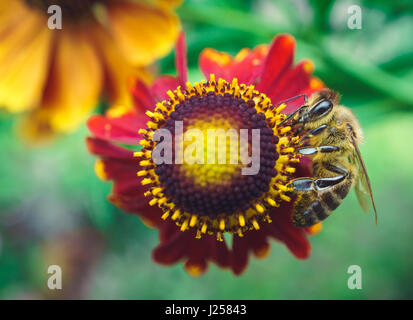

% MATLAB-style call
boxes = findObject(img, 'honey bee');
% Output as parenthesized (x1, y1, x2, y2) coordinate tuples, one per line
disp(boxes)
(279, 89, 377, 227)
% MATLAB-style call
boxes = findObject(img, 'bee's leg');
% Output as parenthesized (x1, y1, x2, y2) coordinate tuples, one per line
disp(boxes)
(279, 104, 307, 125)
(317, 163, 354, 210)
(297, 145, 340, 156)
(299, 124, 328, 143)
(290, 163, 350, 227)
(289, 171, 346, 192)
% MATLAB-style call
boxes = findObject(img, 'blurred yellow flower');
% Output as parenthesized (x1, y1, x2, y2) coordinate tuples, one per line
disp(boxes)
(0, 0, 181, 141)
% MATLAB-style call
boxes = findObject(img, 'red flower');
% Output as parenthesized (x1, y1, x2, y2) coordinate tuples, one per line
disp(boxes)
(86, 32, 324, 276)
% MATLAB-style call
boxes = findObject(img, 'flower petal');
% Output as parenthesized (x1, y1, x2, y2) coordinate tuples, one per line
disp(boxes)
(90, 23, 153, 108)
(0, 9, 53, 112)
(231, 235, 250, 275)
(268, 60, 315, 114)
(87, 112, 145, 144)
(230, 230, 270, 275)
(152, 231, 189, 265)
(86, 137, 134, 159)
(0, 1, 32, 39)
(199, 45, 268, 85)
(153, 226, 230, 276)
(131, 78, 156, 112)
(230, 45, 268, 85)
(153, 0, 183, 9)
(199, 48, 233, 81)
(41, 26, 103, 133)
(256, 34, 295, 94)
(93, 147, 164, 227)
(266, 208, 311, 259)
(151, 75, 180, 101)
(175, 31, 188, 86)
(107, 0, 180, 66)
(210, 237, 231, 269)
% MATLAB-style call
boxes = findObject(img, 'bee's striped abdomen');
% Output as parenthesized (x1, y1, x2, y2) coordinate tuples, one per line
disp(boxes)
(292, 169, 354, 227)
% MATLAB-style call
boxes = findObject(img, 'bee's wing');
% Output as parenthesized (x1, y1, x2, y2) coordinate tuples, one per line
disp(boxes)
(350, 134, 378, 225)
(355, 174, 370, 213)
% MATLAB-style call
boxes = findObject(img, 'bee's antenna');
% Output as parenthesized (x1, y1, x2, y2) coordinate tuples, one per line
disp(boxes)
(276, 94, 308, 126)
(275, 94, 308, 108)
(279, 105, 306, 126)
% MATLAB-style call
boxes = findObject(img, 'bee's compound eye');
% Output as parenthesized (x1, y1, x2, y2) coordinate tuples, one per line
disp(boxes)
(309, 99, 333, 119)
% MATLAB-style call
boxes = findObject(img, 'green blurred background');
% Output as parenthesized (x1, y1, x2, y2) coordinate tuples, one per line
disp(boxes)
(1, 0, 413, 299)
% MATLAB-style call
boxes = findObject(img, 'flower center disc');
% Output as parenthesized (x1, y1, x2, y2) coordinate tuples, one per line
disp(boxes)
(137, 75, 299, 239)
(157, 93, 278, 217)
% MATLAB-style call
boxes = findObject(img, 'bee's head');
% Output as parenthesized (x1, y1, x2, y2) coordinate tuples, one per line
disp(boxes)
(298, 89, 338, 124)
(305, 99, 334, 121)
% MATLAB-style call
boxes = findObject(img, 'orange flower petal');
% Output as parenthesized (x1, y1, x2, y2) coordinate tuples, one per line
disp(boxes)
(0, 0, 32, 38)
(153, 0, 183, 9)
(89, 23, 153, 109)
(0, 9, 52, 112)
(41, 26, 103, 133)
(199, 48, 234, 81)
(107, 0, 180, 66)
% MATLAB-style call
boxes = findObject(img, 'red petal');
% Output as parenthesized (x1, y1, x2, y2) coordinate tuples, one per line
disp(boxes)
(131, 78, 156, 113)
(244, 230, 270, 259)
(112, 174, 142, 197)
(256, 34, 295, 94)
(86, 137, 134, 159)
(267, 208, 311, 260)
(294, 156, 313, 178)
(269, 59, 314, 114)
(151, 75, 180, 101)
(184, 236, 211, 275)
(152, 231, 189, 265)
(159, 220, 181, 243)
(231, 46, 268, 85)
(99, 158, 138, 180)
(110, 194, 163, 227)
(175, 31, 188, 86)
(210, 237, 231, 268)
(199, 48, 233, 81)
(87, 114, 144, 144)
(231, 235, 250, 275)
